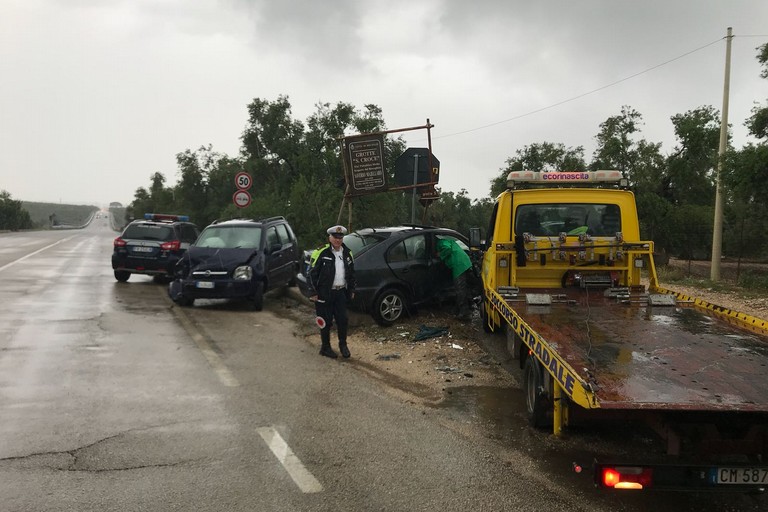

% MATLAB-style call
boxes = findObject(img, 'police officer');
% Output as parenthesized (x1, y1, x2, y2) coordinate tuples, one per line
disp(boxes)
(308, 225, 356, 358)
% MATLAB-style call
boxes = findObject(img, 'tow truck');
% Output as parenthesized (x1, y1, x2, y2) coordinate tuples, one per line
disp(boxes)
(471, 170, 768, 491)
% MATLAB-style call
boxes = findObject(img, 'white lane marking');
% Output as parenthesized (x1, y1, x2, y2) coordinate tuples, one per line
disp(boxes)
(0, 237, 74, 273)
(257, 426, 324, 493)
(166, 289, 240, 387)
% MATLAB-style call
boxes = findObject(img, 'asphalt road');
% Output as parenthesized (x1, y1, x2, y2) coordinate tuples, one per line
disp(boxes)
(0, 218, 764, 511)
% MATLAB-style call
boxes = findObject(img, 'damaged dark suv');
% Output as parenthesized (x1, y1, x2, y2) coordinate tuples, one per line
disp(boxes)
(168, 216, 299, 310)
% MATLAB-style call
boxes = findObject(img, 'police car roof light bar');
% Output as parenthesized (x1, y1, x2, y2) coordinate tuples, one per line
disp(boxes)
(144, 213, 190, 222)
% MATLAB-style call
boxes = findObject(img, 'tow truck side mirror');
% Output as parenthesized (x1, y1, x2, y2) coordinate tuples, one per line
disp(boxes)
(468, 227, 483, 249)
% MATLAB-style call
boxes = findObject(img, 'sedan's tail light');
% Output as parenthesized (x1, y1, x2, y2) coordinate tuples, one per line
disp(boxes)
(161, 240, 181, 251)
(113, 237, 126, 247)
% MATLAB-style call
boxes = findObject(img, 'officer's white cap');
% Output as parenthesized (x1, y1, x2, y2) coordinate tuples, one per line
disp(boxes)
(327, 225, 348, 237)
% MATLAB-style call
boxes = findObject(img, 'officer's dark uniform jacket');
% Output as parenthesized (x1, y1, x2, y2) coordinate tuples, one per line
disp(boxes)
(308, 244, 356, 301)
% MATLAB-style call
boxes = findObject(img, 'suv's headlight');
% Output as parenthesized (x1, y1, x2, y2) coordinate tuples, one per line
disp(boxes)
(234, 266, 252, 280)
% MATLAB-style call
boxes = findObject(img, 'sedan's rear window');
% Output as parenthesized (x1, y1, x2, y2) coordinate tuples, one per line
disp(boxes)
(123, 224, 174, 241)
(343, 233, 389, 256)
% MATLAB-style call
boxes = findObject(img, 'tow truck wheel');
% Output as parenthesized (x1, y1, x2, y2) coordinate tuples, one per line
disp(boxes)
(505, 324, 520, 359)
(524, 357, 551, 428)
(480, 301, 495, 333)
(251, 281, 264, 311)
(114, 270, 130, 282)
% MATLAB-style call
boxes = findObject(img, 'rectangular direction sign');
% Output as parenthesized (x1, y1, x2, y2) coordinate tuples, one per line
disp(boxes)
(343, 134, 387, 196)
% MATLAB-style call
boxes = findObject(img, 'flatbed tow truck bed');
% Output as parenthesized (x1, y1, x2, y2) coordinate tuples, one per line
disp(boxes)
(504, 286, 768, 413)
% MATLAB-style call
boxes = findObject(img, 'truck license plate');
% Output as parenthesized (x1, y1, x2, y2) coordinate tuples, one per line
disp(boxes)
(713, 467, 768, 484)
(195, 281, 214, 289)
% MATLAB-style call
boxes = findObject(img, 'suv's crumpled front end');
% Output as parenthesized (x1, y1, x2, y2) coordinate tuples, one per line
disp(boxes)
(172, 247, 264, 301)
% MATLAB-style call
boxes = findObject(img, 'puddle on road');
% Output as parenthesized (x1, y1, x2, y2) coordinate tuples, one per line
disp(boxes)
(430, 385, 528, 444)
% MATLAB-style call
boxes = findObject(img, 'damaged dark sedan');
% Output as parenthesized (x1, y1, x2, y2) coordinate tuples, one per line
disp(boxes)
(168, 217, 299, 310)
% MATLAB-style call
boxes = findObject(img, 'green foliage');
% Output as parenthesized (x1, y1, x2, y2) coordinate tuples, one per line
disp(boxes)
(489, 142, 586, 196)
(0, 191, 34, 230)
(738, 269, 768, 292)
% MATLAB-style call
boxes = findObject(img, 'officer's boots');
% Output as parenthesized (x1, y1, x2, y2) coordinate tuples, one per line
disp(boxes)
(339, 341, 351, 359)
(319, 341, 338, 359)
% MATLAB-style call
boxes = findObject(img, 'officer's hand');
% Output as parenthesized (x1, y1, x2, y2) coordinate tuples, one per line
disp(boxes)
(310, 295, 318, 302)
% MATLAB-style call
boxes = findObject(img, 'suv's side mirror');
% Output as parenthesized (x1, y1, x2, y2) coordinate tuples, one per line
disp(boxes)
(468, 227, 483, 249)
(269, 243, 282, 254)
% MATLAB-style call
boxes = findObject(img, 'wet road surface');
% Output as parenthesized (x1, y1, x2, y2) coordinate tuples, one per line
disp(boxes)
(0, 219, 765, 511)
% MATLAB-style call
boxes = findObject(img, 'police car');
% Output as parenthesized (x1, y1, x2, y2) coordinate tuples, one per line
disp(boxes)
(112, 213, 200, 282)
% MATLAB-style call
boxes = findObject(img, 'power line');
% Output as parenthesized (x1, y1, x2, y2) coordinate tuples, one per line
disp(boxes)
(434, 36, 730, 140)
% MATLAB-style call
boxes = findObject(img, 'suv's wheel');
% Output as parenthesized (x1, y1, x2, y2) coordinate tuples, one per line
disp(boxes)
(174, 295, 194, 307)
(372, 288, 406, 326)
(114, 270, 130, 282)
(250, 281, 264, 311)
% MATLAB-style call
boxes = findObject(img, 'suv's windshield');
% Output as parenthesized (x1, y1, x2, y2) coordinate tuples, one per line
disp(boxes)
(196, 226, 262, 249)
(123, 224, 174, 241)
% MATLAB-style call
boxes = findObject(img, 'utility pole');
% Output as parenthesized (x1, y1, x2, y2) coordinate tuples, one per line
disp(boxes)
(710, 26, 732, 281)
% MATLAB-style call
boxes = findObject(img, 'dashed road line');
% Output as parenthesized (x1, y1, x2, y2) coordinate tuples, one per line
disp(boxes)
(164, 288, 239, 387)
(0, 237, 74, 273)
(257, 426, 324, 493)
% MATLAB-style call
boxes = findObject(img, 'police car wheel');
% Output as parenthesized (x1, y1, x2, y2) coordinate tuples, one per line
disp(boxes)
(114, 270, 130, 282)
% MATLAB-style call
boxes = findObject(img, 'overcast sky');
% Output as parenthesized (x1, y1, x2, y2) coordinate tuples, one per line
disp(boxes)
(1, 0, 767, 206)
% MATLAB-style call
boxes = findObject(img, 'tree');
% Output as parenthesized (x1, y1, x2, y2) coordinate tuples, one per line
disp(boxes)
(490, 142, 586, 196)
(664, 106, 722, 207)
(745, 43, 768, 140)
(0, 190, 33, 231)
(590, 106, 668, 244)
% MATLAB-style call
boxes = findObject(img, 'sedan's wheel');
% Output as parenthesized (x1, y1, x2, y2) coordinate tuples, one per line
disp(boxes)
(114, 270, 130, 282)
(251, 281, 264, 311)
(373, 288, 406, 326)
(524, 356, 551, 428)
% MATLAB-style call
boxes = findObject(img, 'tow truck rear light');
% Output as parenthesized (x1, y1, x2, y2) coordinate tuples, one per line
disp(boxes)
(113, 237, 126, 247)
(160, 240, 181, 251)
(598, 465, 653, 490)
(144, 213, 190, 222)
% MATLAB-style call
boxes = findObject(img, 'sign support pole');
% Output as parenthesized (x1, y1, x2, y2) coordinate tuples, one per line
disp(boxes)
(410, 154, 420, 224)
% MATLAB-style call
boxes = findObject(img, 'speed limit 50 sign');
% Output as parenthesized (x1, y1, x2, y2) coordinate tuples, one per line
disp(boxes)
(235, 172, 252, 191)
